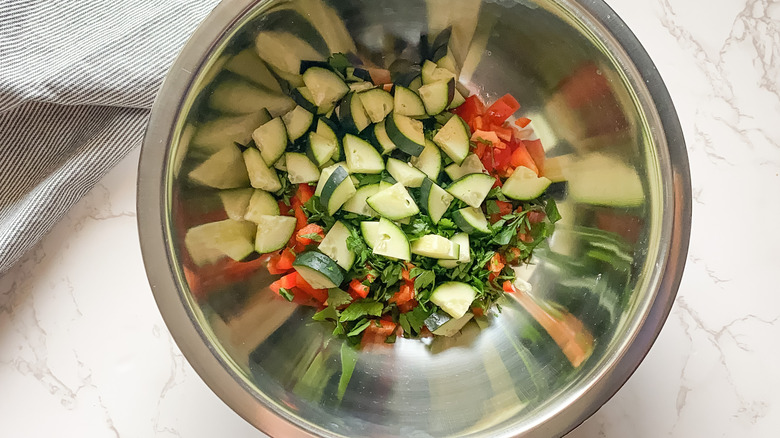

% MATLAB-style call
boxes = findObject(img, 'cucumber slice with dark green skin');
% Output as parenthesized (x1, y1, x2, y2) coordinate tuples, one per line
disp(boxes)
(251, 117, 287, 165)
(373, 121, 397, 155)
(392, 85, 427, 118)
(254, 215, 297, 254)
(345, 67, 372, 82)
(448, 88, 466, 110)
(444, 154, 486, 181)
(320, 165, 357, 215)
(349, 81, 376, 93)
(299, 60, 333, 74)
(185, 219, 257, 266)
(420, 178, 454, 224)
(339, 92, 372, 134)
(285, 152, 320, 184)
(360, 221, 381, 249)
(502, 166, 553, 200)
(366, 182, 420, 220)
(343, 134, 385, 174)
(452, 207, 491, 235)
(411, 234, 459, 259)
(219, 188, 254, 221)
(189, 145, 250, 189)
(433, 114, 470, 165)
(386, 112, 426, 156)
(418, 79, 455, 115)
(315, 161, 347, 196)
(446, 173, 495, 208)
(386, 158, 427, 188)
(373, 218, 411, 261)
(282, 105, 315, 143)
(316, 118, 342, 162)
(244, 189, 280, 223)
(243, 147, 282, 192)
(358, 88, 394, 123)
(429, 282, 477, 319)
(306, 130, 337, 166)
(411, 139, 442, 181)
(318, 221, 356, 270)
(302, 66, 350, 107)
(291, 86, 318, 114)
(293, 251, 344, 289)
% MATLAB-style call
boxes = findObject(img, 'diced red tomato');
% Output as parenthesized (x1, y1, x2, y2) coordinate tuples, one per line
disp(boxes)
(349, 279, 370, 299)
(277, 248, 295, 270)
(492, 145, 513, 175)
(489, 123, 514, 142)
(361, 320, 397, 348)
(485, 94, 520, 125)
(266, 251, 292, 275)
(452, 95, 485, 124)
(296, 223, 325, 245)
(295, 273, 328, 303)
(471, 130, 501, 148)
(397, 299, 418, 313)
(504, 247, 523, 264)
(278, 200, 293, 216)
(269, 272, 298, 296)
(523, 139, 546, 175)
(528, 210, 547, 224)
(487, 253, 505, 281)
(390, 283, 415, 306)
(295, 183, 315, 205)
(489, 200, 514, 223)
(515, 117, 532, 128)
(471, 307, 485, 317)
(502, 280, 515, 293)
(510, 142, 539, 175)
(492, 176, 503, 189)
(473, 141, 487, 159)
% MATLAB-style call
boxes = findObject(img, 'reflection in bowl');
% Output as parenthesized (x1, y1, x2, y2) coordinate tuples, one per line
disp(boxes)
(138, 0, 691, 436)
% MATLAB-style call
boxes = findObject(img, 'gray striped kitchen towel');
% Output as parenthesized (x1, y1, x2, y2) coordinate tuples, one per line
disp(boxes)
(0, 0, 220, 280)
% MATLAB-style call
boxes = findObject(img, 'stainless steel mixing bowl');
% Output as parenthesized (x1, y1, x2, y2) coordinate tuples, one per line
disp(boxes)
(137, 0, 691, 436)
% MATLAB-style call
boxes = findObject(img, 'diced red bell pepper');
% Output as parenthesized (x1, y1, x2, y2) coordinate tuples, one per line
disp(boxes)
(523, 139, 546, 176)
(515, 117, 532, 128)
(296, 223, 325, 245)
(480, 148, 494, 173)
(349, 278, 370, 299)
(510, 142, 539, 175)
(471, 130, 502, 148)
(277, 248, 296, 270)
(502, 280, 515, 293)
(361, 320, 398, 348)
(492, 145, 513, 175)
(267, 251, 291, 275)
(487, 253, 506, 281)
(485, 94, 520, 125)
(295, 183, 315, 205)
(489, 123, 514, 142)
(295, 273, 328, 303)
(473, 141, 487, 159)
(390, 283, 415, 306)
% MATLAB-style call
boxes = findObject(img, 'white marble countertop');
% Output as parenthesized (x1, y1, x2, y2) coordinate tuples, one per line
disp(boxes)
(2, 0, 779, 436)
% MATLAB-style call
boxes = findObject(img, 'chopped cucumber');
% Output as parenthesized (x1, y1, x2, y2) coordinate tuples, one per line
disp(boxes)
(373, 120, 397, 155)
(282, 105, 315, 143)
(185, 219, 256, 266)
(285, 152, 321, 184)
(386, 112, 426, 156)
(252, 117, 288, 165)
(189, 145, 249, 189)
(219, 188, 254, 221)
(393, 85, 427, 118)
(343, 134, 385, 174)
(411, 234, 459, 259)
(367, 182, 420, 220)
(411, 139, 442, 181)
(444, 153, 487, 181)
(438, 233, 471, 268)
(243, 147, 282, 192)
(448, 88, 466, 110)
(386, 157, 427, 188)
(349, 81, 375, 93)
(418, 79, 454, 115)
(244, 189, 280, 223)
(432, 312, 474, 337)
(452, 207, 491, 235)
(446, 173, 495, 208)
(315, 161, 348, 196)
(273, 154, 287, 171)
(209, 77, 295, 115)
(291, 86, 318, 114)
(360, 221, 381, 249)
(255, 31, 325, 76)
(293, 251, 344, 289)
(318, 221, 356, 270)
(254, 215, 297, 254)
(225, 48, 283, 93)
(502, 165, 552, 201)
(342, 182, 390, 217)
(193, 111, 271, 154)
(430, 282, 477, 319)
(339, 92, 371, 134)
(302, 66, 349, 107)
(420, 178, 454, 224)
(320, 165, 357, 215)
(358, 88, 394, 123)
(306, 131, 337, 166)
(567, 154, 644, 207)
(433, 115, 470, 165)
(345, 67, 372, 82)
(373, 218, 411, 261)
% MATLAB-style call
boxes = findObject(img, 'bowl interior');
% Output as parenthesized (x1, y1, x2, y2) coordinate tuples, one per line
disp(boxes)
(160, 0, 674, 436)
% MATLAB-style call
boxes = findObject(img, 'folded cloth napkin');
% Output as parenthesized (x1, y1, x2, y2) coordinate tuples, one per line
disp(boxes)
(0, 0, 219, 277)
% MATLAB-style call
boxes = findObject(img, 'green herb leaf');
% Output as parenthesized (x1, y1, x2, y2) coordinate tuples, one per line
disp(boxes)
(487, 187, 509, 202)
(328, 288, 353, 308)
(312, 306, 338, 321)
(278, 287, 294, 302)
(545, 198, 562, 223)
(328, 53, 351, 74)
(339, 300, 383, 322)
(399, 305, 433, 336)
(384, 333, 397, 344)
(381, 263, 404, 288)
(413, 270, 436, 291)
(347, 318, 372, 337)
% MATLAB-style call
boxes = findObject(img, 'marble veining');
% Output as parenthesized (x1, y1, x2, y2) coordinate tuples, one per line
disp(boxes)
(1, 0, 779, 436)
